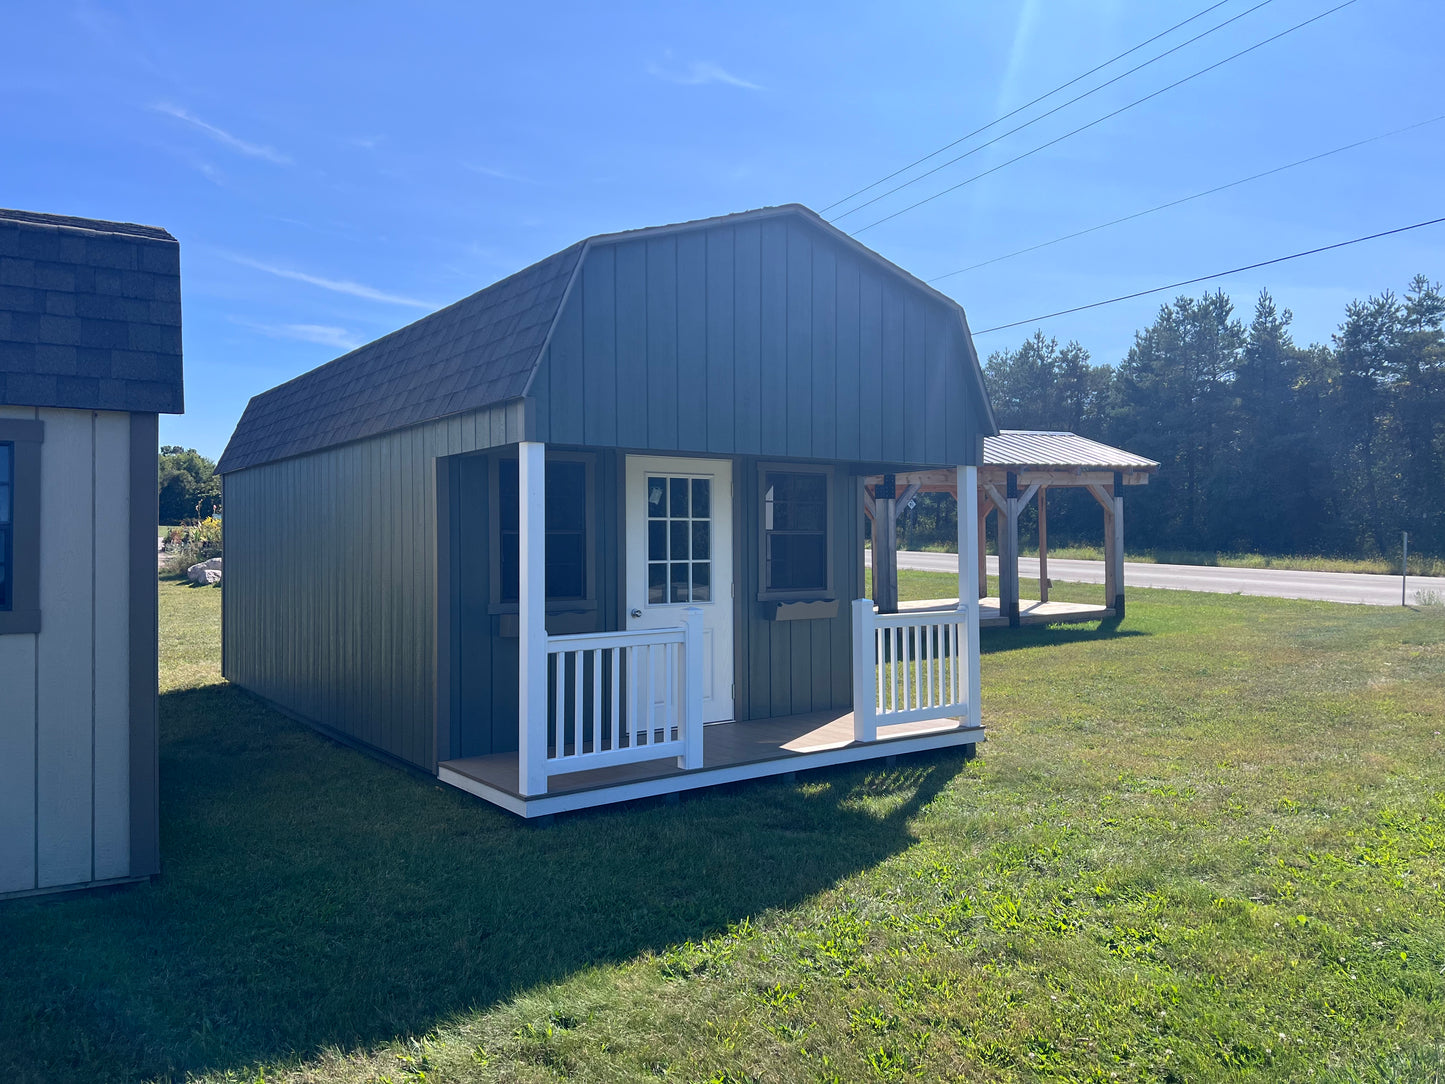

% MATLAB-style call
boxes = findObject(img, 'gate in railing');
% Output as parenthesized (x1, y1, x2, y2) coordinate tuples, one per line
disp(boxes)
(542, 608, 704, 778)
(851, 600, 971, 741)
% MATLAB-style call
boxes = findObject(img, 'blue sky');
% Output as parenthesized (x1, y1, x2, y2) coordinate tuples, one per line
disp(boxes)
(3, 0, 1440, 459)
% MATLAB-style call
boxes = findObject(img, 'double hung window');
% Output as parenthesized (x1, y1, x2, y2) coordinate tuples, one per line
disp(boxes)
(759, 467, 832, 598)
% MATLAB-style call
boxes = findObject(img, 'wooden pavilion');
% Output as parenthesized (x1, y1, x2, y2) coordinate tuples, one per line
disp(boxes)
(866, 431, 1159, 628)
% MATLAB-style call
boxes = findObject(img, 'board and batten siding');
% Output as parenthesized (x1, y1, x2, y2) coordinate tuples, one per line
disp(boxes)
(733, 459, 863, 722)
(530, 214, 987, 467)
(222, 400, 528, 772)
(0, 406, 153, 897)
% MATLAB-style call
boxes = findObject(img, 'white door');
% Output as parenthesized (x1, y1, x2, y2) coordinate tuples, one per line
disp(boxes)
(625, 456, 734, 724)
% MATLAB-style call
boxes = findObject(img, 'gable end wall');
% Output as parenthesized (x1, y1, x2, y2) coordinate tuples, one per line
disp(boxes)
(531, 216, 984, 465)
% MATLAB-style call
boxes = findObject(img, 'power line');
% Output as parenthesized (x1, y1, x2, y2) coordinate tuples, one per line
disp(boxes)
(830, 0, 1276, 223)
(820, 0, 1237, 215)
(971, 216, 1445, 336)
(850, 0, 1361, 236)
(930, 113, 1445, 282)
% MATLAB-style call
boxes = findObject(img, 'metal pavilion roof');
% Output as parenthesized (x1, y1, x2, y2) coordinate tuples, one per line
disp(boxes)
(983, 430, 1158, 473)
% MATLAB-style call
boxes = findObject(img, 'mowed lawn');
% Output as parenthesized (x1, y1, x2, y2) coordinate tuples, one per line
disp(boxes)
(2, 580, 1444, 1083)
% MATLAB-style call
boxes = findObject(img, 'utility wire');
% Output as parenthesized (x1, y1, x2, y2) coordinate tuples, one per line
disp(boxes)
(820, 0, 1236, 215)
(850, 0, 1361, 236)
(971, 216, 1445, 336)
(830, 0, 1276, 223)
(931, 113, 1445, 282)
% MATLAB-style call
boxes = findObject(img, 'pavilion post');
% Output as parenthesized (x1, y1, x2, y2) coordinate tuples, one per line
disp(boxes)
(1002, 472, 1021, 628)
(1038, 486, 1049, 603)
(875, 491, 899, 614)
(1111, 472, 1125, 618)
(517, 441, 549, 797)
(977, 493, 990, 600)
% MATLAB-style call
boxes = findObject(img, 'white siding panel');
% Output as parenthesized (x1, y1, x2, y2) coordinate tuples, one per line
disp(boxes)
(0, 634, 37, 893)
(92, 412, 131, 880)
(35, 409, 95, 888)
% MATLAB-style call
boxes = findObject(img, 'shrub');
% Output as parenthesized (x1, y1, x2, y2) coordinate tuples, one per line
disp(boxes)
(158, 517, 223, 579)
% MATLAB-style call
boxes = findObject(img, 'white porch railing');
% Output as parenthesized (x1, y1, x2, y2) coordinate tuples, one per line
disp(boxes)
(851, 601, 973, 741)
(541, 608, 704, 779)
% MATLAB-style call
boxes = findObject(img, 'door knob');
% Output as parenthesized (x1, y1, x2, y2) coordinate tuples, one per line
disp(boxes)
(630, 608, 643, 618)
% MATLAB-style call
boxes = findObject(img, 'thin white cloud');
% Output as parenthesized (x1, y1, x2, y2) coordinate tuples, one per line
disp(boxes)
(153, 103, 292, 165)
(465, 163, 533, 183)
(226, 254, 436, 310)
(234, 319, 363, 351)
(646, 57, 762, 90)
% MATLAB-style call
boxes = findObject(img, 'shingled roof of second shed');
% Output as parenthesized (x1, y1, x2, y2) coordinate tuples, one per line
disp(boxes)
(0, 208, 184, 414)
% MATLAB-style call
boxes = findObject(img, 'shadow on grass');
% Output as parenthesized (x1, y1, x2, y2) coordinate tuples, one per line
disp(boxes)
(0, 681, 963, 1083)
(979, 618, 1148, 654)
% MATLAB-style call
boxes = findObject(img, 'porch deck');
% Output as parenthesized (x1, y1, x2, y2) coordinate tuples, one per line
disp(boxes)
(901, 597, 1114, 627)
(439, 710, 984, 817)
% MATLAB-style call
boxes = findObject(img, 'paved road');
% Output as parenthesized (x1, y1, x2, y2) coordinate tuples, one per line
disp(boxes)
(891, 550, 1445, 607)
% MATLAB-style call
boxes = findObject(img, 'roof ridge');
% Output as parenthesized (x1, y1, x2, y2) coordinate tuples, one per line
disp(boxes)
(0, 207, 175, 242)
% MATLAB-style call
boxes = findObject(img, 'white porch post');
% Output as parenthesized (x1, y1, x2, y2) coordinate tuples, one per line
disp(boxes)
(851, 598, 878, 742)
(958, 465, 982, 731)
(679, 606, 705, 769)
(517, 441, 549, 796)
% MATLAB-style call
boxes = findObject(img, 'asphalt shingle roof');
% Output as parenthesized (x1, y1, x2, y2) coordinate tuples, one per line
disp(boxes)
(216, 242, 583, 473)
(218, 203, 1000, 474)
(0, 208, 184, 414)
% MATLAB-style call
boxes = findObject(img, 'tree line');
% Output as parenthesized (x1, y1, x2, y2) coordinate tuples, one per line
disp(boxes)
(158, 445, 221, 525)
(900, 275, 1443, 561)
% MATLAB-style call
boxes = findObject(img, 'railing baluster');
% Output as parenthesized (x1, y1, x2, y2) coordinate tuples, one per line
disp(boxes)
(609, 647, 620, 753)
(628, 643, 640, 748)
(874, 626, 883, 714)
(591, 647, 602, 755)
(643, 643, 655, 745)
(954, 623, 962, 705)
(666, 641, 677, 743)
(572, 650, 583, 757)
(553, 652, 565, 757)
(924, 622, 933, 708)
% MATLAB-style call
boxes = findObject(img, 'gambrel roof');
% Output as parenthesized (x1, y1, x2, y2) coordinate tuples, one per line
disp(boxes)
(219, 204, 997, 473)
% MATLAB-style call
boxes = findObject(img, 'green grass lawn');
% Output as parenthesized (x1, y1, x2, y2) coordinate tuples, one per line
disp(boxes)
(2, 579, 1444, 1083)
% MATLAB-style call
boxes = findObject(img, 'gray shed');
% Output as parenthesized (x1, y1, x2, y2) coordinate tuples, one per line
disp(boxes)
(0, 209, 184, 898)
(218, 204, 998, 817)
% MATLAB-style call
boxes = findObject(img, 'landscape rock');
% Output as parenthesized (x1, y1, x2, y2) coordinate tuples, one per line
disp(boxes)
(187, 563, 222, 585)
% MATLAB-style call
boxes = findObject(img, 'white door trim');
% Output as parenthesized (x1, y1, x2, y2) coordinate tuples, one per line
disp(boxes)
(624, 456, 734, 724)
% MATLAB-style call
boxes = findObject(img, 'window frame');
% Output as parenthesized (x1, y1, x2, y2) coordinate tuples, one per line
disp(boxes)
(756, 461, 835, 602)
(0, 418, 43, 635)
(487, 449, 598, 615)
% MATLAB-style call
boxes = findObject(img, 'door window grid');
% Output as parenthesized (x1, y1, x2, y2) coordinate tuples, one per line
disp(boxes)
(646, 475, 711, 604)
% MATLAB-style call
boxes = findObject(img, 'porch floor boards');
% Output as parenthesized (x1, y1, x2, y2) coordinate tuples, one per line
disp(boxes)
(439, 710, 978, 806)
(899, 596, 1114, 627)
